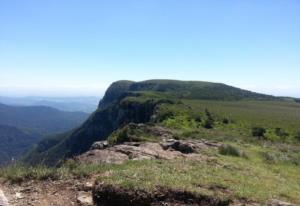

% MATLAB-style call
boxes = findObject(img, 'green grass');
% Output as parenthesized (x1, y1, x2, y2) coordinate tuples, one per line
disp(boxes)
(1, 143, 299, 204)
(183, 100, 300, 134)
(95, 144, 300, 204)
(107, 123, 161, 145)
(155, 99, 300, 143)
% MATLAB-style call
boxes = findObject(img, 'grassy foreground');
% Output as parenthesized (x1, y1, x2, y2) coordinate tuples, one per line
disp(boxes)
(1, 142, 299, 204)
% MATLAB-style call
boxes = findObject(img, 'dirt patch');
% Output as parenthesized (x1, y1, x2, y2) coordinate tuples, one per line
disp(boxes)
(1, 178, 88, 206)
(93, 184, 231, 206)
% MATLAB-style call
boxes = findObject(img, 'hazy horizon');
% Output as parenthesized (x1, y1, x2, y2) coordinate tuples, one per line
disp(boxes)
(1, 1, 300, 98)
(0, 79, 299, 99)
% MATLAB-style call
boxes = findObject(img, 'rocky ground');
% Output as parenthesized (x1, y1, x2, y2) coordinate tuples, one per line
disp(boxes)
(0, 180, 294, 206)
(76, 139, 222, 165)
(0, 126, 296, 206)
(0, 178, 94, 206)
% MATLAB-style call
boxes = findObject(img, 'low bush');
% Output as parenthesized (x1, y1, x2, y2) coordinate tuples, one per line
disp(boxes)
(203, 119, 214, 129)
(295, 132, 300, 141)
(252, 127, 266, 137)
(275, 128, 289, 138)
(261, 152, 278, 164)
(219, 144, 246, 158)
(222, 118, 230, 124)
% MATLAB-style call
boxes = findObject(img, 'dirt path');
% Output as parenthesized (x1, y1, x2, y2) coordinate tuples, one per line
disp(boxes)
(0, 179, 93, 206)
(0, 188, 9, 206)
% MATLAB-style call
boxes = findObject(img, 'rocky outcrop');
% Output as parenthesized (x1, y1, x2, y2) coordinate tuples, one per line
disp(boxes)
(76, 139, 222, 165)
(267, 199, 294, 206)
(24, 97, 168, 166)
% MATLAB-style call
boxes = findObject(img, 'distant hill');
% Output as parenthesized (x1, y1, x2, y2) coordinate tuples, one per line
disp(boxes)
(99, 80, 286, 108)
(0, 96, 99, 113)
(0, 103, 89, 165)
(0, 103, 89, 135)
(23, 79, 300, 166)
(0, 125, 39, 165)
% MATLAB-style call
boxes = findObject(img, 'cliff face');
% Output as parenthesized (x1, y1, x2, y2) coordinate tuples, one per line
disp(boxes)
(23, 79, 288, 166)
(23, 91, 164, 166)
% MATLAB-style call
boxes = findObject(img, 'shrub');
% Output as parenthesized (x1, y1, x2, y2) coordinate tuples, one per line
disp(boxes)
(156, 110, 174, 122)
(203, 119, 214, 129)
(203, 109, 214, 129)
(222, 118, 230, 124)
(252, 127, 266, 137)
(294, 132, 300, 141)
(219, 144, 245, 157)
(274, 128, 289, 138)
(194, 115, 202, 123)
(261, 152, 278, 164)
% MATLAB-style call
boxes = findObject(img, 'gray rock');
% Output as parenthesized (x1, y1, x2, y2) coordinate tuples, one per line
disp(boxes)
(77, 191, 93, 206)
(90, 141, 108, 150)
(0, 189, 9, 206)
(267, 199, 294, 206)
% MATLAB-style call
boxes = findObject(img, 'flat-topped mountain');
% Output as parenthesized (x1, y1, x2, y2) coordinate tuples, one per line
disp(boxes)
(23, 80, 300, 166)
(99, 79, 280, 108)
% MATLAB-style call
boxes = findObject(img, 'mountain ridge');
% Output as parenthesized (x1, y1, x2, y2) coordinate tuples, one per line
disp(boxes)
(23, 80, 299, 166)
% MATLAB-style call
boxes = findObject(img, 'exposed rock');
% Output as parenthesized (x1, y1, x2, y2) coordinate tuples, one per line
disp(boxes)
(77, 191, 93, 206)
(90, 141, 108, 150)
(112, 142, 184, 160)
(267, 199, 293, 206)
(161, 139, 222, 154)
(15, 192, 23, 199)
(0, 189, 9, 206)
(76, 150, 129, 164)
(76, 182, 94, 192)
(77, 139, 221, 165)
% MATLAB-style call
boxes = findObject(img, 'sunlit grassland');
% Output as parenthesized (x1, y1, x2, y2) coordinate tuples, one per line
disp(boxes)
(1, 143, 299, 204)
(183, 100, 300, 133)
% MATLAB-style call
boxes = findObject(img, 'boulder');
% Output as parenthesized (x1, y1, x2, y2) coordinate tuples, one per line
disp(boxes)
(77, 191, 93, 206)
(0, 189, 9, 206)
(267, 199, 293, 206)
(76, 150, 129, 164)
(90, 141, 108, 150)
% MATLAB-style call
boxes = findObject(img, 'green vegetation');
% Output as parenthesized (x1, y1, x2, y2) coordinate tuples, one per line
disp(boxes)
(23, 80, 300, 166)
(0, 125, 40, 165)
(218, 144, 246, 158)
(107, 124, 160, 145)
(2, 143, 300, 204)
(252, 127, 266, 138)
(14, 80, 300, 204)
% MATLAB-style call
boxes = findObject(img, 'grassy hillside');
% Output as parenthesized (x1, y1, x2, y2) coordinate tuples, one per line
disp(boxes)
(3, 80, 300, 204)
(0, 125, 39, 165)
(23, 80, 300, 166)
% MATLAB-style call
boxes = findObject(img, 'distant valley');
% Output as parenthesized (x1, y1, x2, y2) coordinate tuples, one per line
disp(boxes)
(0, 103, 90, 165)
(0, 96, 100, 113)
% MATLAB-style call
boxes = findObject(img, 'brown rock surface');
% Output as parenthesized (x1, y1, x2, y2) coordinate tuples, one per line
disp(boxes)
(76, 139, 221, 165)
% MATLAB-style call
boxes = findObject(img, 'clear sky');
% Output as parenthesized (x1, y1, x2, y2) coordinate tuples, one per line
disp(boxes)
(0, 0, 300, 97)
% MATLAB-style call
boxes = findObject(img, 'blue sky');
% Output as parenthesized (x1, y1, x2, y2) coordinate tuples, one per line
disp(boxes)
(0, 0, 300, 97)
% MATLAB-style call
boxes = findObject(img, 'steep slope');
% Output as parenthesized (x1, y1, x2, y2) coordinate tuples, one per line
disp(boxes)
(0, 103, 89, 135)
(23, 80, 293, 166)
(0, 125, 39, 165)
